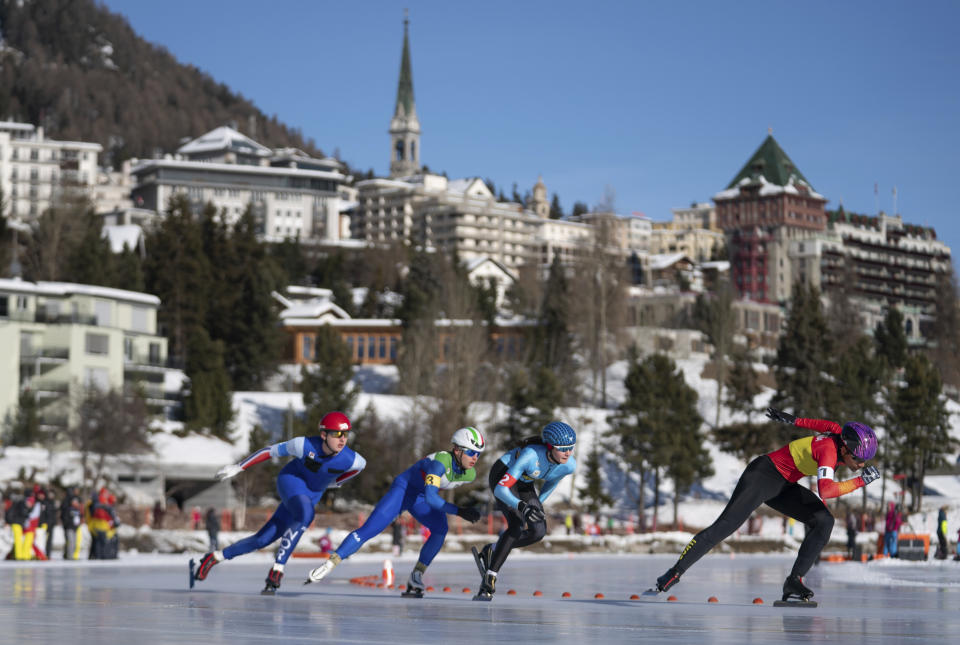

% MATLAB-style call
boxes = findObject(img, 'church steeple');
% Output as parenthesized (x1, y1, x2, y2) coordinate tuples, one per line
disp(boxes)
(389, 12, 421, 178)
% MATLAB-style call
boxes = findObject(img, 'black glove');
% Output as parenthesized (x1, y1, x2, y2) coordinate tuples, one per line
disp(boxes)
(766, 407, 797, 425)
(861, 466, 880, 485)
(517, 500, 544, 524)
(456, 506, 482, 523)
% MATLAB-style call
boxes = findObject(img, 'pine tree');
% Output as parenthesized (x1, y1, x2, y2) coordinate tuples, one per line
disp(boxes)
(183, 327, 234, 439)
(143, 194, 212, 364)
(528, 255, 577, 401)
(888, 354, 956, 511)
(110, 243, 145, 292)
(928, 268, 960, 391)
(771, 282, 833, 419)
(713, 348, 788, 463)
(572, 202, 589, 218)
(2, 390, 40, 447)
(64, 210, 113, 286)
(549, 193, 563, 219)
(609, 351, 708, 529)
(271, 237, 308, 286)
(874, 306, 908, 371)
(578, 441, 613, 514)
(218, 208, 283, 390)
(299, 325, 357, 432)
(693, 280, 735, 426)
(495, 365, 562, 445)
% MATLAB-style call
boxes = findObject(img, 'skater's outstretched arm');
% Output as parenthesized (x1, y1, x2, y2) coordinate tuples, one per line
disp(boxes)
(794, 417, 842, 434)
(217, 437, 308, 480)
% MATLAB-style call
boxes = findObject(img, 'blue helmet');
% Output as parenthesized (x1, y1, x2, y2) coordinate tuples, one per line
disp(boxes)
(541, 421, 576, 448)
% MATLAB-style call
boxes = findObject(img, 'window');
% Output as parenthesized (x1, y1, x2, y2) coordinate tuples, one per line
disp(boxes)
(379, 337, 386, 359)
(367, 336, 376, 359)
(346, 336, 354, 358)
(302, 335, 314, 360)
(390, 338, 397, 360)
(124, 337, 134, 361)
(148, 343, 161, 364)
(131, 306, 149, 332)
(94, 300, 112, 326)
(85, 333, 109, 355)
(0, 296, 7, 317)
(357, 336, 365, 359)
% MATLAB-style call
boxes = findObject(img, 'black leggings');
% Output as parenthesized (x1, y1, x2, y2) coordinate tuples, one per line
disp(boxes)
(485, 460, 547, 573)
(674, 455, 834, 578)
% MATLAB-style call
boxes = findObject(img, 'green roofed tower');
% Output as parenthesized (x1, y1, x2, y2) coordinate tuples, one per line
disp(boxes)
(726, 135, 815, 191)
(713, 133, 827, 303)
(389, 13, 421, 178)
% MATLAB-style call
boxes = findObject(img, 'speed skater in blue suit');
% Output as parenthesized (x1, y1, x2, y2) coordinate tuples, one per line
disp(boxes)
(191, 411, 366, 594)
(471, 421, 577, 601)
(305, 427, 487, 597)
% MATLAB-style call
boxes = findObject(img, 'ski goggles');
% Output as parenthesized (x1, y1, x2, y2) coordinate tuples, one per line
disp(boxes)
(461, 448, 481, 458)
(326, 430, 350, 438)
(551, 444, 575, 453)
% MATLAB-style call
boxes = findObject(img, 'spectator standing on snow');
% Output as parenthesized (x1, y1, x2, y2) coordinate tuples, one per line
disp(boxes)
(936, 506, 948, 560)
(205, 507, 220, 552)
(60, 488, 83, 560)
(884, 502, 902, 557)
(846, 510, 858, 559)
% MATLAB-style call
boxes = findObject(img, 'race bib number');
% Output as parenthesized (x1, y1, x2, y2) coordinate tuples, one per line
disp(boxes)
(817, 466, 834, 481)
(498, 473, 517, 488)
(424, 474, 442, 487)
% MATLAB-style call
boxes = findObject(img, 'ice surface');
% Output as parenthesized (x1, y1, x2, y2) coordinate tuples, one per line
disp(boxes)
(2, 552, 959, 644)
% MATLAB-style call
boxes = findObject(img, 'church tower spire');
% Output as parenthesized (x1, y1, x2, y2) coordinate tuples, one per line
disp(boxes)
(389, 11, 421, 178)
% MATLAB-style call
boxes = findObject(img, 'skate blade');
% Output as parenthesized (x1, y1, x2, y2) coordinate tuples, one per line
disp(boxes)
(261, 588, 278, 596)
(641, 588, 660, 597)
(471, 546, 486, 578)
(188, 559, 196, 589)
(472, 593, 493, 601)
(400, 590, 424, 598)
(773, 600, 818, 608)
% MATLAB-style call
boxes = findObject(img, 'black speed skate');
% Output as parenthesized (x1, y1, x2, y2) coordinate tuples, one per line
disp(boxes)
(472, 572, 496, 601)
(774, 573, 818, 608)
(261, 568, 283, 595)
(400, 570, 424, 598)
(471, 543, 493, 578)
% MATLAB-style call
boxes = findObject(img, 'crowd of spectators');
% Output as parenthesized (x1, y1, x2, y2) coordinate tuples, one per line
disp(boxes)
(2, 484, 120, 560)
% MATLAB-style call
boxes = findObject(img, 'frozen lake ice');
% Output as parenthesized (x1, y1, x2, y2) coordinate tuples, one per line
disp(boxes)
(2, 551, 959, 644)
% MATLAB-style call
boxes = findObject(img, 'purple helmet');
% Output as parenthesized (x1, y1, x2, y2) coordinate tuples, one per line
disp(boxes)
(841, 422, 878, 461)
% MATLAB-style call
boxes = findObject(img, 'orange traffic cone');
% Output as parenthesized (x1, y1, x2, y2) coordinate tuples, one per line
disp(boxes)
(382, 559, 394, 587)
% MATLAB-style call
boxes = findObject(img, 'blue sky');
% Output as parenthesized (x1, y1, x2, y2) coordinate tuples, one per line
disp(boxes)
(102, 1, 960, 259)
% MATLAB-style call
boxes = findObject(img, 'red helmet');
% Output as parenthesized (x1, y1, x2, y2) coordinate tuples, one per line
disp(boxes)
(319, 411, 351, 432)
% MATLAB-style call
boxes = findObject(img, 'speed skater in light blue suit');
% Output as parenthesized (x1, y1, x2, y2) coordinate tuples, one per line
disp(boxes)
(192, 411, 365, 594)
(306, 427, 487, 597)
(472, 421, 577, 601)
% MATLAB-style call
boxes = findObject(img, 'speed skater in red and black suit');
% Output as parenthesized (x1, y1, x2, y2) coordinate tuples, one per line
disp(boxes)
(654, 408, 881, 602)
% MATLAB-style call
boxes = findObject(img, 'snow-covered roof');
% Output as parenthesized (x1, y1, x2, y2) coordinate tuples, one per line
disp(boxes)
(713, 174, 825, 201)
(130, 158, 344, 182)
(649, 253, 692, 270)
(699, 261, 730, 271)
(177, 126, 272, 157)
(0, 278, 159, 305)
(464, 256, 518, 281)
(101, 224, 143, 253)
(279, 300, 350, 321)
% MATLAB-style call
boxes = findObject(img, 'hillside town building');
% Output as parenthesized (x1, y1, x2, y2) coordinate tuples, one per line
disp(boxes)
(0, 121, 101, 222)
(0, 279, 170, 433)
